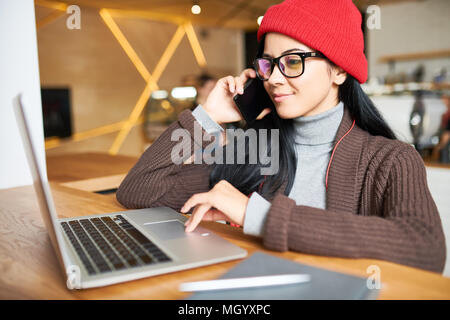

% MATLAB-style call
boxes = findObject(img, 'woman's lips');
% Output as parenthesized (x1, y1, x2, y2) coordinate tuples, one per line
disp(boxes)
(273, 94, 293, 102)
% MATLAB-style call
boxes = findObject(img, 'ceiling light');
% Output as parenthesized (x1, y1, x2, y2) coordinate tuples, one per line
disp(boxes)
(171, 86, 197, 99)
(191, 2, 201, 15)
(151, 90, 168, 100)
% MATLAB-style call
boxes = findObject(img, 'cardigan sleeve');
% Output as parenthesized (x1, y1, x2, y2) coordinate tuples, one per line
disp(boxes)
(116, 110, 214, 211)
(191, 104, 224, 134)
(262, 146, 447, 273)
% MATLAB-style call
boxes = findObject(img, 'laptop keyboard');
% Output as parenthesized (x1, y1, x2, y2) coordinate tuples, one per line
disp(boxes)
(61, 215, 172, 275)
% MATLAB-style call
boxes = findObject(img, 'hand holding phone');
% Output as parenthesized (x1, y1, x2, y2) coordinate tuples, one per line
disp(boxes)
(202, 69, 272, 125)
(233, 78, 273, 125)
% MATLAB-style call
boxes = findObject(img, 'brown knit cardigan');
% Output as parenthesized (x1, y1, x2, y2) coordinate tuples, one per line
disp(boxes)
(117, 107, 446, 273)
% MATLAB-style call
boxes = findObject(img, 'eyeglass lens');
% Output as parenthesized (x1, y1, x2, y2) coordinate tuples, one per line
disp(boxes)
(256, 55, 304, 79)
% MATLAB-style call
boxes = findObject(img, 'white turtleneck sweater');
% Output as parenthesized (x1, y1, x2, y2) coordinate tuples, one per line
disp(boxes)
(192, 101, 344, 236)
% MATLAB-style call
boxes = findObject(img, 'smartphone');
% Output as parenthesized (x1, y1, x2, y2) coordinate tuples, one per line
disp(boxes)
(233, 78, 274, 125)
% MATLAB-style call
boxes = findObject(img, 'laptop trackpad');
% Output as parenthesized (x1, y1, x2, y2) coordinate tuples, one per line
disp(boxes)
(143, 220, 191, 241)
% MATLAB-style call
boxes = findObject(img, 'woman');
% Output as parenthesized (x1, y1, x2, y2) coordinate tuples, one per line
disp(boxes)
(117, 0, 446, 273)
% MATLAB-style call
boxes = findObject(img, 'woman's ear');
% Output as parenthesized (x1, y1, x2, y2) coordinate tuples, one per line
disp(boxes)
(332, 66, 347, 85)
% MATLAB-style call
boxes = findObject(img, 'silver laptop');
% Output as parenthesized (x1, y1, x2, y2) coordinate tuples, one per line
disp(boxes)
(13, 94, 247, 290)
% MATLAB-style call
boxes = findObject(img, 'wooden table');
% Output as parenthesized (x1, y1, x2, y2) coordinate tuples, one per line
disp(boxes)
(46, 152, 138, 183)
(1, 153, 450, 299)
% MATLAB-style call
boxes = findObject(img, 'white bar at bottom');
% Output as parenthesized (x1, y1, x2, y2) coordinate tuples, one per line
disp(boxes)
(179, 274, 311, 292)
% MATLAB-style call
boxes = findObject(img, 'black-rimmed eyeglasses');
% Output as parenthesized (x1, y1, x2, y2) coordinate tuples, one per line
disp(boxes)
(253, 52, 326, 81)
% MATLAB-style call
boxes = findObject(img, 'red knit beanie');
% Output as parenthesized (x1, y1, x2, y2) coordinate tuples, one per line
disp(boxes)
(257, 0, 368, 84)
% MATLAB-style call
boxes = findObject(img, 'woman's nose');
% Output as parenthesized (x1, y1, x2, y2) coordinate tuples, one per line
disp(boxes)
(267, 63, 286, 85)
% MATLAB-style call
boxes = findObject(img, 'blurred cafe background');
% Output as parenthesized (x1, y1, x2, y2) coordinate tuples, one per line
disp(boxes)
(0, 0, 449, 275)
(33, 0, 450, 159)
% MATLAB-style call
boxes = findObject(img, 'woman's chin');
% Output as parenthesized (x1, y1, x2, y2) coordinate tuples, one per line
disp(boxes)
(275, 104, 306, 119)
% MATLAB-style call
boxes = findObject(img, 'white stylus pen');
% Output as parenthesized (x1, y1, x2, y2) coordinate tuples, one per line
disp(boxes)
(179, 274, 311, 292)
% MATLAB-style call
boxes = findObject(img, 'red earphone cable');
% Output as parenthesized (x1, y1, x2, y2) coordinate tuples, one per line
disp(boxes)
(325, 119, 356, 190)
(253, 119, 355, 195)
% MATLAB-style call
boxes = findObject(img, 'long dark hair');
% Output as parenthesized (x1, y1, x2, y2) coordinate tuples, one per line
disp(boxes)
(209, 35, 396, 198)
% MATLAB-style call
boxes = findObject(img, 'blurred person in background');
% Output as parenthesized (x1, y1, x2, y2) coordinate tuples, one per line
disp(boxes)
(195, 73, 217, 106)
(183, 73, 217, 110)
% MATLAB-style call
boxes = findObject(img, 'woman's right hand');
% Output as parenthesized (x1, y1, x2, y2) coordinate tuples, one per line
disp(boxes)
(202, 68, 271, 125)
